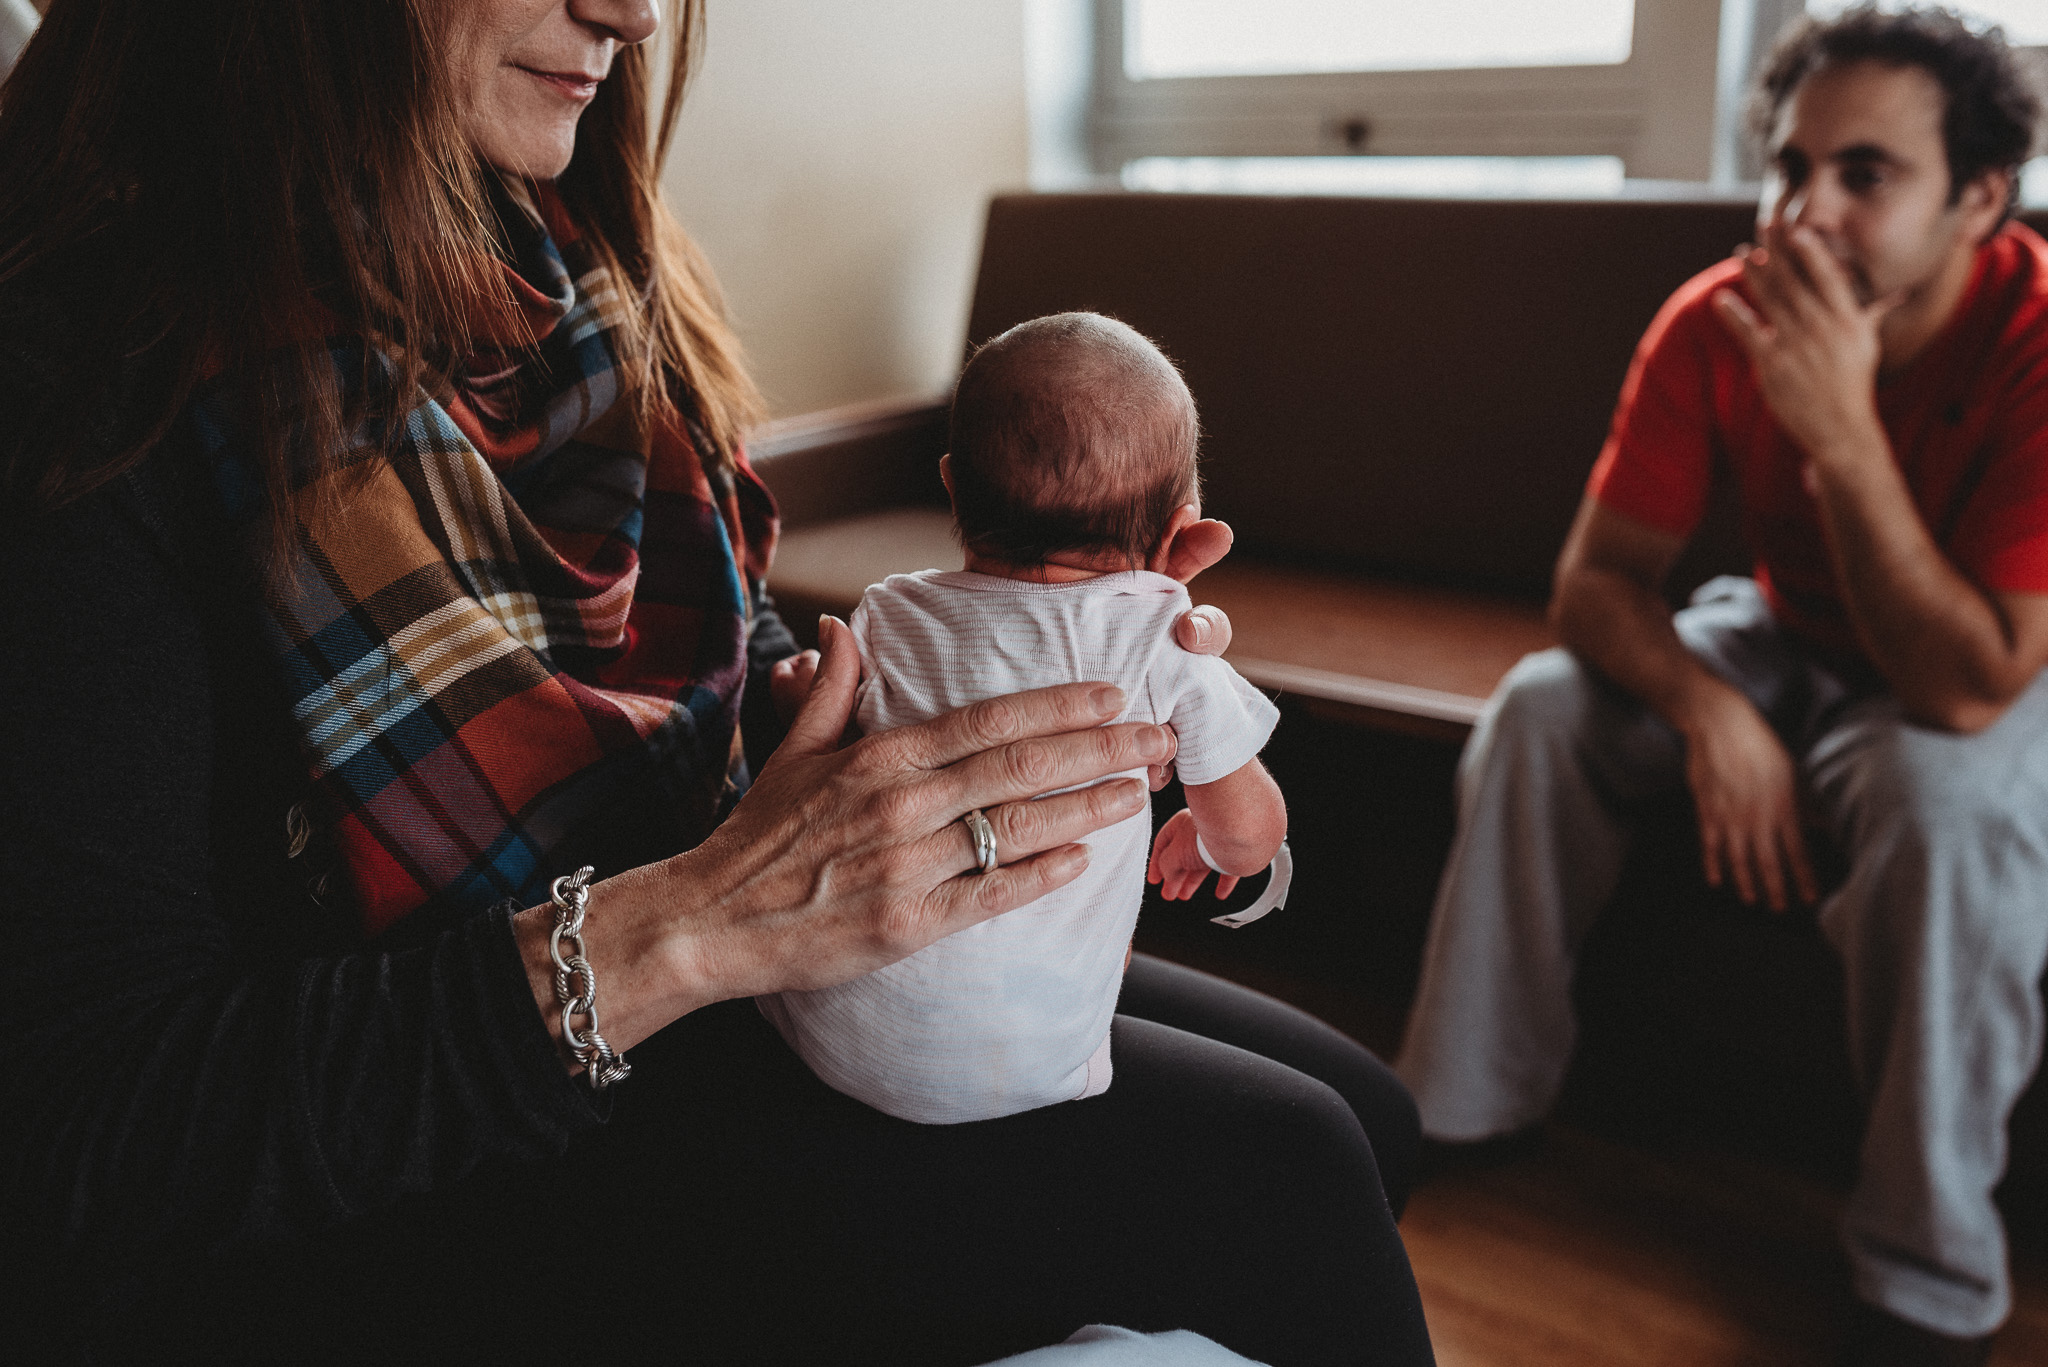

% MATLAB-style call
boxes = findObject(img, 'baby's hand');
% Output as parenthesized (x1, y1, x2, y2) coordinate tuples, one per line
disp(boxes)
(1147, 809, 1240, 901)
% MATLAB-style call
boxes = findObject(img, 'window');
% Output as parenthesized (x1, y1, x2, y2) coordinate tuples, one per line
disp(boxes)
(1089, 0, 1776, 183)
(1084, 1, 2048, 189)
(1805, 0, 2048, 44)
(1125, 0, 1637, 79)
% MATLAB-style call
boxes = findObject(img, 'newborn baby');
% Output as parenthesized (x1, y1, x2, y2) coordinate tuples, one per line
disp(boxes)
(758, 312, 1288, 1124)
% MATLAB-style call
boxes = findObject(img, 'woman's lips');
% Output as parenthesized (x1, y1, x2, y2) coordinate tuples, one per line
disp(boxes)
(521, 67, 601, 102)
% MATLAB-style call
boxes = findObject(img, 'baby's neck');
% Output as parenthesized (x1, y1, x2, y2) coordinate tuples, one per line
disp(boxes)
(962, 550, 1139, 583)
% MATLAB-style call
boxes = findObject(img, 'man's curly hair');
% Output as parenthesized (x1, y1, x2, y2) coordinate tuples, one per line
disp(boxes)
(1751, 5, 2041, 221)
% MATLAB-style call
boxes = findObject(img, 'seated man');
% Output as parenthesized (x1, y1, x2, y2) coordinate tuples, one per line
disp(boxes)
(1396, 10, 2048, 1365)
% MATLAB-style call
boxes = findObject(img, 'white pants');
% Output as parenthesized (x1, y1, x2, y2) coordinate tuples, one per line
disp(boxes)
(1396, 578, 2048, 1338)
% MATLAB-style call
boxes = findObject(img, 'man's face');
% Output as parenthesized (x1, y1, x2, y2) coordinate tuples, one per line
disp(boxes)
(446, 0, 660, 180)
(1760, 58, 2002, 307)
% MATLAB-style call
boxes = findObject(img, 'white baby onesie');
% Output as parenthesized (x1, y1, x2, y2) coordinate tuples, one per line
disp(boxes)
(757, 569, 1280, 1124)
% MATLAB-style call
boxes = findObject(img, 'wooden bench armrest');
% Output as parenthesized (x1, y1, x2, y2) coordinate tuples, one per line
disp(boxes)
(749, 395, 950, 529)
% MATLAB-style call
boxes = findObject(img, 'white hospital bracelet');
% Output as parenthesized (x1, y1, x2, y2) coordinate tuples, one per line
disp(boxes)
(1211, 842, 1293, 930)
(1194, 832, 1226, 874)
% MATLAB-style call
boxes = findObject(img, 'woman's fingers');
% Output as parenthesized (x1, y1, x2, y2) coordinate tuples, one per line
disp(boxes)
(1173, 604, 1233, 656)
(930, 844, 1093, 928)
(880, 682, 1129, 773)
(776, 617, 862, 760)
(937, 721, 1176, 815)
(1159, 515, 1234, 584)
(910, 779, 1149, 878)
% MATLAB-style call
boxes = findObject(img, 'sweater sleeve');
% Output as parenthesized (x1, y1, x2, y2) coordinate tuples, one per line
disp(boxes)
(0, 477, 603, 1277)
(741, 581, 802, 778)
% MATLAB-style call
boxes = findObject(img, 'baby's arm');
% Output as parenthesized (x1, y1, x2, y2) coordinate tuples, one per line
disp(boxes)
(1147, 757, 1287, 901)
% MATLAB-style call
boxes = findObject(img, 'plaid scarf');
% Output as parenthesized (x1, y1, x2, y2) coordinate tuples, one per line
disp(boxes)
(195, 181, 776, 937)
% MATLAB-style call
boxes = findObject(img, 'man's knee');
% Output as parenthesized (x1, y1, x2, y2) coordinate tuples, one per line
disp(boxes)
(1481, 649, 1601, 747)
(1833, 719, 2030, 855)
(1469, 648, 1677, 794)
(1825, 715, 2048, 946)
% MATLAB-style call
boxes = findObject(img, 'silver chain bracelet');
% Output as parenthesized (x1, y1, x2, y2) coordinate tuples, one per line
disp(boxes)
(548, 866, 632, 1090)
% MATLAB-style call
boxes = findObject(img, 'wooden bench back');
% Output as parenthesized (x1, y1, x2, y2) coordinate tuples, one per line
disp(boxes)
(968, 194, 2048, 600)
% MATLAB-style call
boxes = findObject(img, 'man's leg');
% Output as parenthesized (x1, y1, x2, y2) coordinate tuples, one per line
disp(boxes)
(1398, 578, 1820, 1142)
(1395, 647, 1686, 1140)
(1804, 671, 2048, 1339)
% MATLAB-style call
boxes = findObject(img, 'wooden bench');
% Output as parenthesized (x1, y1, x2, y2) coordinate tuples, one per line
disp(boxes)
(756, 402, 1553, 739)
(753, 190, 1777, 740)
(750, 187, 2048, 1192)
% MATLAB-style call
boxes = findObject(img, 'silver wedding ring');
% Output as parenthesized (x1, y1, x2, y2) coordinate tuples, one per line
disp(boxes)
(962, 807, 999, 875)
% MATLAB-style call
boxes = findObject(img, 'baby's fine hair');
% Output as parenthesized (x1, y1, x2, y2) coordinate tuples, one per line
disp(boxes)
(948, 312, 1199, 569)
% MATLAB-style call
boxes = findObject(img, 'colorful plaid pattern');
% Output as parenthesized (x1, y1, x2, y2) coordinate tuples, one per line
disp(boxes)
(195, 181, 777, 937)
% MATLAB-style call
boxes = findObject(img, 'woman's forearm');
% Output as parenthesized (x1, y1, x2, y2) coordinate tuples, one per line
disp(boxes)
(516, 620, 1185, 1070)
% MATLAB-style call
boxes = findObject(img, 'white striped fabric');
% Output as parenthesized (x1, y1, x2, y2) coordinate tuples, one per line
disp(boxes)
(758, 569, 1279, 1123)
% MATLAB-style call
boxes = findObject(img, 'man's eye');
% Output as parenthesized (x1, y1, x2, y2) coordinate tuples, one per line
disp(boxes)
(1842, 166, 1884, 192)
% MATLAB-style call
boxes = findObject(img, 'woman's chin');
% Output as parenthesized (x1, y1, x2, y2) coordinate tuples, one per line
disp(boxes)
(475, 128, 580, 182)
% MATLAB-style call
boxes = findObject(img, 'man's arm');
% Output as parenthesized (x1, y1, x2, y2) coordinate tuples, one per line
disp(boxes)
(1715, 224, 2048, 731)
(1804, 451, 2048, 731)
(1553, 497, 1818, 910)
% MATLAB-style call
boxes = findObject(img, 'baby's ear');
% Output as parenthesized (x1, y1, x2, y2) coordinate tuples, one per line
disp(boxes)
(1151, 505, 1234, 583)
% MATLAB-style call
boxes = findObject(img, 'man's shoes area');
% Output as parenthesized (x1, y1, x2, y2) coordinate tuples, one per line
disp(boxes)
(1838, 1301, 1994, 1367)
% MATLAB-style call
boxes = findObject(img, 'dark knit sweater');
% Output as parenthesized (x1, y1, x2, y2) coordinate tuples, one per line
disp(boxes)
(0, 425, 796, 1304)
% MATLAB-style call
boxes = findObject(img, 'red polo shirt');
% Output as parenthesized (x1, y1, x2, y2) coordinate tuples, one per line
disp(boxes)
(1587, 221, 2048, 657)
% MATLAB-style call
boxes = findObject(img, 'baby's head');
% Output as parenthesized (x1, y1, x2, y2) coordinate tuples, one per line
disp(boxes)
(946, 313, 1198, 573)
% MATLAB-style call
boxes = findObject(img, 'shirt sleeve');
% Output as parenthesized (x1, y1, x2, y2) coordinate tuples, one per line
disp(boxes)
(1585, 270, 1730, 540)
(1160, 656, 1281, 788)
(740, 583, 801, 776)
(1952, 350, 2048, 595)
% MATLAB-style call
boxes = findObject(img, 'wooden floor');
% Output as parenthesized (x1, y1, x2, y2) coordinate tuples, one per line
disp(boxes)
(1404, 1127, 2048, 1366)
(1134, 941, 2048, 1366)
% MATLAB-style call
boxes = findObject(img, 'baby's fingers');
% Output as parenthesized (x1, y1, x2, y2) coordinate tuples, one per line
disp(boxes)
(1213, 873, 1240, 899)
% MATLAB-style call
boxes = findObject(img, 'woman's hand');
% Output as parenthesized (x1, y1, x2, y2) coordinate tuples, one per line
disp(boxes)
(1152, 507, 1236, 788)
(517, 616, 1178, 1064)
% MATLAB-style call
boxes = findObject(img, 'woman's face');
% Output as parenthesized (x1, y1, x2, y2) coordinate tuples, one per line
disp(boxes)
(448, 0, 661, 179)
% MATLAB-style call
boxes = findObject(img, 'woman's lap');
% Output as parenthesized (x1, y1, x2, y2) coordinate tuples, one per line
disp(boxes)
(127, 961, 1431, 1367)
(1117, 954, 1421, 1217)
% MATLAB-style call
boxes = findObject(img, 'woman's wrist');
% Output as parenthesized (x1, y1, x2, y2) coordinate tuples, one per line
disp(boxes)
(513, 851, 725, 1074)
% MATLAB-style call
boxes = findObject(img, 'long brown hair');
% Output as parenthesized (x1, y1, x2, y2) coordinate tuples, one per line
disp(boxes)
(0, 0, 762, 533)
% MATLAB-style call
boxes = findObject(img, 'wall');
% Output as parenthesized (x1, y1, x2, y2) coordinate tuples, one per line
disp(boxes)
(662, 1, 1032, 418)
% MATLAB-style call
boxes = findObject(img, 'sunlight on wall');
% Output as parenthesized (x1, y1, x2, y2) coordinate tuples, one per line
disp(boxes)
(662, 2, 1031, 417)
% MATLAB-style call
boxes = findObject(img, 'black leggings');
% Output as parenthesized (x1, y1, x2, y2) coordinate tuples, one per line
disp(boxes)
(126, 956, 1433, 1367)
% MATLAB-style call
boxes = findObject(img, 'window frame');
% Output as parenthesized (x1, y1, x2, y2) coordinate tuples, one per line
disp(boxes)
(1088, 0, 1750, 181)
